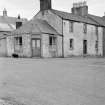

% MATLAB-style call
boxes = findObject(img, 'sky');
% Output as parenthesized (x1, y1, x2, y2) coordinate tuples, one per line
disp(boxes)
(0, 0, 105, 20)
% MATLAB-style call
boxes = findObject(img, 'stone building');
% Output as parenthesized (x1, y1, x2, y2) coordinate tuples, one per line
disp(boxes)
(7, 0, 105, 58)
(7, 19, 62, 57)
(0, 9, 27, 57)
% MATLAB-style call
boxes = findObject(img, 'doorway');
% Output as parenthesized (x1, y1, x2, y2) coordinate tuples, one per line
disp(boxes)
(83, 40, 87, 55)
(32, 39, 41, 57)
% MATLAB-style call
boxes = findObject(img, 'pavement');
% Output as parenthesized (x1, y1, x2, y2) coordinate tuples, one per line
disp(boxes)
(0, 57, 105, 105)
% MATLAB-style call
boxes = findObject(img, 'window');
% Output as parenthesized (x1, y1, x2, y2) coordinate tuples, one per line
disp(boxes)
(96, 26, 98, 36)
(83, 23, 87, 34)
(14, 37, 22, 53)
(15, 37, 22, 46)
(69, 21, 74, 32)
(70, 39, 74, 49)
(49, 36, 56, 46)
(95, 40, 98, 52)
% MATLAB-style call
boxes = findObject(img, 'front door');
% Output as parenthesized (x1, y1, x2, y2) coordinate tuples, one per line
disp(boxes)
(32, 39, 41, 57)
(83, 40, 87, 55)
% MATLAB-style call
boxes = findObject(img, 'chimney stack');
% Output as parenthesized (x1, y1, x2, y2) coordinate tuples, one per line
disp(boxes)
(3, 8, 7, 17)
(102, 12, 105, 20)
(71, 1, 88, 16)
(40, 0, 52, 11)
(16, 14, 22, 29)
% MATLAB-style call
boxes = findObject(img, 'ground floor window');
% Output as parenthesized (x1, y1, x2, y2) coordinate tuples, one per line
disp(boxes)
(15, 37, 22, 46)
(49, 36, 56, 46)
(14, 37, 23, 52)
(95, 40, 98, 53)
(70, 39, 74, 50)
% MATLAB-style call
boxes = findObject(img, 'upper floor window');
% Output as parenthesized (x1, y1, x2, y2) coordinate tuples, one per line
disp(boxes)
(70, 39, 74, 50)
(69, 21, 74, 32)
(96, 26, 98, 36)
(83, 23, 87, 34)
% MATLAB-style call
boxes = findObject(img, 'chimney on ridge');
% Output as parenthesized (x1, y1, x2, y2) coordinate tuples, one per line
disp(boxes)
(102, 12, 105, 20)
(16, 14, 22, 29)
(40, 0, 52, 11)
(3, 8, 7, 17)
(71, 1, 88, 16)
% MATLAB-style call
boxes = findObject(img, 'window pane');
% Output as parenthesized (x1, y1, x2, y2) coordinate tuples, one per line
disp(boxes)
(19, 37, 22, 45)
(49, 36, 52, 45)
(37, 40, 40, 48)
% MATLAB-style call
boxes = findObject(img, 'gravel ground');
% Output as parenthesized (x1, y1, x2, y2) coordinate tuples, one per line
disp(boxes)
(0, 57, 105, 105)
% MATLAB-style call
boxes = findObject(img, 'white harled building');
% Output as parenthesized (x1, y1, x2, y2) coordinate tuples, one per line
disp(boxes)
(4, 0, 105, 58)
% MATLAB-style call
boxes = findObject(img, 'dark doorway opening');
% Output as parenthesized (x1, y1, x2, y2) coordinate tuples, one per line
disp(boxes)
(83, 40, 87, 55)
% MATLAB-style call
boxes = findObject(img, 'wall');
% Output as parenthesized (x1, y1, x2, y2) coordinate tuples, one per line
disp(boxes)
(41, 34, 50, 57)
(22, 34, 32, 57)
(103, 27, 105, 57)
(56, 35, 63, 57)
(7, 36, 14, 57)
(0, 38, 7, 57)
(36, 10, 62, 34)
(63, 20, 103, 57)
(41, 34, 62, 58)
(7, 34, 32, 57)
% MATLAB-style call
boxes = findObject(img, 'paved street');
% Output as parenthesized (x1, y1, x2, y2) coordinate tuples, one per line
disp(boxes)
(0, 58, 105, 105)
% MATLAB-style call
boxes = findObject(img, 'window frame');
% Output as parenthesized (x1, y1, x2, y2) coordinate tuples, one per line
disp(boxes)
(49, 36, 56, 46)
(15, 36, 22, 46)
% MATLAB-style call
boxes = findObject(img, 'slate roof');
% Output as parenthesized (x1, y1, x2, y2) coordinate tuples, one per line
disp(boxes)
(12, 19, 59, 35)
(87, 14, 105, 26)
(0, 16, 27, 32)
(50, 9, 98, 25)
(50, 9, 105, 27)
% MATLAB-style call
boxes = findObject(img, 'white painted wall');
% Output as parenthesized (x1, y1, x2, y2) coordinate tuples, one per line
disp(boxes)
(0, 38, 7, 56)
(22, 34, 32, 57)
(7, 36, 14, 57)
(35, 10, 63, 35)
(63, 20, 103, 57)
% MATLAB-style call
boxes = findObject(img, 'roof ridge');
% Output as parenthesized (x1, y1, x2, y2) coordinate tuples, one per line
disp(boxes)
(50, 9, 100, 26)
